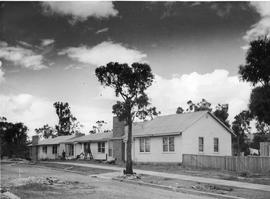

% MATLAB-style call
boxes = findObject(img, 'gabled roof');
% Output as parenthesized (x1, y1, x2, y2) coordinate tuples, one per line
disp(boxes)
(35, 135, 76, 146)
(132, 111, 234, 137)
(62, 132, 113, 143)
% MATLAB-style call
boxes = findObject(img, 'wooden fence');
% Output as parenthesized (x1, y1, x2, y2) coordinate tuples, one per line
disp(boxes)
(182, 154, 270, 173)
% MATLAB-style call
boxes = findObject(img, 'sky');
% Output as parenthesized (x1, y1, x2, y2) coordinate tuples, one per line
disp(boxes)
(0, 1, 270, 136)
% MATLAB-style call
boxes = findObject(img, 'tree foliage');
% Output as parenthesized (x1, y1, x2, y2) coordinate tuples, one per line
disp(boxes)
(239, 36, 270, 125)
(95, 62, 158, 174)
(184, 99, 230, 127)
(35, 124, 57, 139)
(231, 110, 253, 155)
(249, 86, 270, 125)
(0, 117, 28, 158)
(53, 102, 78, 136)
(90, 120, 110, 134)
(176, 106, 184, 114)
(239, 36, 270, 87)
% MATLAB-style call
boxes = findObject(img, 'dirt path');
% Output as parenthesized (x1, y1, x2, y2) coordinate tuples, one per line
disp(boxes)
(46, 161, 270, 192)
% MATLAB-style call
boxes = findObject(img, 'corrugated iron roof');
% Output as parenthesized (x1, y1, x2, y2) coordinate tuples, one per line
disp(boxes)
(62, 132, 113, 143)
(132, 111, 234, 137)
(35, 135, 76, 146)
(132, 111, 207, 137)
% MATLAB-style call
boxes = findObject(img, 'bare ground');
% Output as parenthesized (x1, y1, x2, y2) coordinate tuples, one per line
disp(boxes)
(46, 159, 270, 185)
(0, 162, 214, 199)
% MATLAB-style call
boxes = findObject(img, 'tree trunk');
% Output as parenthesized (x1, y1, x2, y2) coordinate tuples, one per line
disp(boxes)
(125, 116, 133, 174)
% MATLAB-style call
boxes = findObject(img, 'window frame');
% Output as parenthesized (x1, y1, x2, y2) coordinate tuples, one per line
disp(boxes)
(52, 145, 57, 154)
(42, 146, 47, 154)
(214, 137, 219, 152)
(139, 137, 151, 153)
(163, 136, 175, 152)
(198, 137, 204, 152)
(98, 142, 105, 153)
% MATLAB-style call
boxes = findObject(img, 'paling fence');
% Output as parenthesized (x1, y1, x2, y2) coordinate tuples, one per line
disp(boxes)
(182, 154, 270, 173)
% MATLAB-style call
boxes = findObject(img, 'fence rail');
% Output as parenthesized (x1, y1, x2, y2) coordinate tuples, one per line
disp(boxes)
(182, 154, 270, 173)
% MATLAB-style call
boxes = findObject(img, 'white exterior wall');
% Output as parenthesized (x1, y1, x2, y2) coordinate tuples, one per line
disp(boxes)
(133, 135, 183, 163)
(90, 142, 109, 160)
(182, 114, 232, 156)
(38, 145, 59, 160)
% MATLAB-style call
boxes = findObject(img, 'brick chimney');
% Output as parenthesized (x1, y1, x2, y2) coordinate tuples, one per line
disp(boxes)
(32, 135, 39, 145)
(113, 116, 126, 138)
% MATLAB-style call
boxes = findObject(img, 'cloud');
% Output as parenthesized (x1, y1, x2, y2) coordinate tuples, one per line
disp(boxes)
(0, 94, 58, 135)
(0, 60, 4, 84)
(244, 2, 270, 41)
(59, 41, 147, 66)
(0, 93, 113, 136)
(41, 2, 118, 23)
(210, 3, 232, 17)
(96, 27, 109, 34)
(41, 39, 55, 46)
(0, 41, 48, 70)
(99, 69, 252, 121)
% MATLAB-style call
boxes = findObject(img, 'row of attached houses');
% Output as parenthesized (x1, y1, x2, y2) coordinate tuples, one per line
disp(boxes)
(29, 111, 235, 163)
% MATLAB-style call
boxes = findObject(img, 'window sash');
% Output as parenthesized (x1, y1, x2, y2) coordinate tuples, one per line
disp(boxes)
(214, 138, 219, 152)
(163, 137, 174, 152)
(199, 137, 204, 152)
(163, 137, 168, 152)
(145, 138, 150, 152)
(98, 142, 105, 153)
(42, 146, 47, 153)
(169, 137, 175, 152)
(52, 145, 57, 154)
(140, 138, 150, 152)
(140, 138, 145, 152)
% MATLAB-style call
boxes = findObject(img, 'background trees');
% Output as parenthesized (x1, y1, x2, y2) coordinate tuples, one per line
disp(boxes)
(0, 117, 29, 158)
(239, 36, 270, 125)
(96, 62, 158, 174)
(53, 102, 78, 136)
(35, 124, 57, 139)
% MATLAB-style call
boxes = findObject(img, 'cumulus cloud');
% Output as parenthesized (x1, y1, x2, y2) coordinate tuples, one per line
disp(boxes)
(0, 60, 4, 84)
(244, 2, 270, 41)
(99, 69, 252, 121)
(41, 2, 118, 23)
(0, 41, 47, 70)
(0, 94, 58, 135)
(59, 41, 147, 66)
(41, 39, 55, 46)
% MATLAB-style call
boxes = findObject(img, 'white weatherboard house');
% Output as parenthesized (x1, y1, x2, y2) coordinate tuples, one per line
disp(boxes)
(112, 111, 235, 163)
(61, 132, 113, 160)
(29, 111, 234, 163)
(29, 135, 78, 160)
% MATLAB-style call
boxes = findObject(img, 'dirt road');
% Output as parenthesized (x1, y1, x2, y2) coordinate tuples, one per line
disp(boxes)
(1, 163, 213, 199)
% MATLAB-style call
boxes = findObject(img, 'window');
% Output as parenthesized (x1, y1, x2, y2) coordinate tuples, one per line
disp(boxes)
(163, 136, 175, 152)
(214, 138, 219, 152)
(66, 144, 74, 156)
(199, 137, 204, 152)
(42, 146, 47, 154)
(52, 145, 57, 154)
(139, 138, 150, 152)
(98, 142, 105, 153)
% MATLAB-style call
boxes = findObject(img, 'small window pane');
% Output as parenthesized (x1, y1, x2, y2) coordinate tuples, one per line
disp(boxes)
(163, 137, 168, 152)
(199, 137, 204, 152)
(140, 138, 145, 152)
(214, 138, 219, 152)
(145, 138, 150, 152)
(169, 137, 175, 152)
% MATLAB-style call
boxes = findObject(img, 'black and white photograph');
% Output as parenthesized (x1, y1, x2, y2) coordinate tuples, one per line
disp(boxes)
(0, 1, 270, 198)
